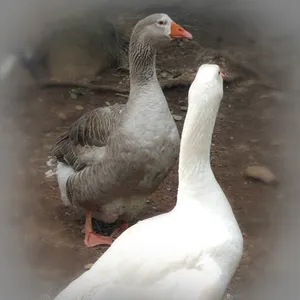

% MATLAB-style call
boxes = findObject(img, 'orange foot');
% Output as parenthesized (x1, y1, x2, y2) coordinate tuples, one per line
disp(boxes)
(84, 232, 113, 248)
(111, 222, 129, 239)
(84, 210, 113, 248)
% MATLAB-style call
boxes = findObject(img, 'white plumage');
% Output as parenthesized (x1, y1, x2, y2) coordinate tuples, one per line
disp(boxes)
(56, 162, 75, 207)
(53, 64, 243, 300)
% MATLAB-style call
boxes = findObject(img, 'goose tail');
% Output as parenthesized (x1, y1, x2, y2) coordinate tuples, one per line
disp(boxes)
(56, 162, 75, 206)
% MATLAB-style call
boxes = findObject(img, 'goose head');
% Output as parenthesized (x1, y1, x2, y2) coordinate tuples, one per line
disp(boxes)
(188, 64, 224, 109)
(132, 13, 193, 46)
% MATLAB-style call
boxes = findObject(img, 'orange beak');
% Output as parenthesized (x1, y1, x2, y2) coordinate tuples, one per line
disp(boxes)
(221, 73, 225, 78)
(170, 21, 193, 40)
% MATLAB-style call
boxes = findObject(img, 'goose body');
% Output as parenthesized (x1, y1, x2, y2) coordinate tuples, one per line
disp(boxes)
(51, 13, 193, 247)
(53, 64, 243, 300)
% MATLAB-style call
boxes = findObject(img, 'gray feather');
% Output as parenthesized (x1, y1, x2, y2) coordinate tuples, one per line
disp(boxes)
(51, 14, 181, 223)
(52, 103, 123, 171)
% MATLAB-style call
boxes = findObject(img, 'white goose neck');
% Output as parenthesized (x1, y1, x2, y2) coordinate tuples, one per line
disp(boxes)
(178, 84, 222, 190)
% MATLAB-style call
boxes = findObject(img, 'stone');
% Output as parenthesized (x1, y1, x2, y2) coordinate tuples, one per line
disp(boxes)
(75, 105, 84, 110)
(245, 165, 277, 185)
(84, 263, 94, 270)
(70, 93, 77, 99)
(57, 112, 67, 120)
(173, 115, 183, 121)
(45, 16, 123, 81)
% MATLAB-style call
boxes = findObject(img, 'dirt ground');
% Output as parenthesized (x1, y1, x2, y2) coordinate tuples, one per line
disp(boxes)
(9, 8, 283, 299)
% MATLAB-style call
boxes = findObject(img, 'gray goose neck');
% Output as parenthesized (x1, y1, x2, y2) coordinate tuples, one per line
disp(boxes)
(129, 38, 157, 87)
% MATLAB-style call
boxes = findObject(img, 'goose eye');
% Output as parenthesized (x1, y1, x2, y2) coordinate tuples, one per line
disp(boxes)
(158, 20, 165, 25)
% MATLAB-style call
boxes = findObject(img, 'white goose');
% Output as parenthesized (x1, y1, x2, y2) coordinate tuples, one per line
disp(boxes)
(53, 64, 243, 300)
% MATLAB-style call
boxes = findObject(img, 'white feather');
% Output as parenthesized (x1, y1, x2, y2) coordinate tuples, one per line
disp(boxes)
(56, 162, 75, 207)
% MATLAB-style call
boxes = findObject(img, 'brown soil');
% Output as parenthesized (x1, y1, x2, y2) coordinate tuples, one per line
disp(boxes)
(11, 9, 282, 299)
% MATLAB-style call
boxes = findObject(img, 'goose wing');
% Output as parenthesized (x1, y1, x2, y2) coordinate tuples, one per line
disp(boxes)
(64, 150, 148, 210)
(52, 103, 124, 171)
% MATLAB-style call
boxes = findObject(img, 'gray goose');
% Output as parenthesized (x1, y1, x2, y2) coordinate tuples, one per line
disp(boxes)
(52, 13, 192, 248)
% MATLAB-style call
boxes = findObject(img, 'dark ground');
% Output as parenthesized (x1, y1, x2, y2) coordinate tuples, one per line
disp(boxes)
(7, 8, 283, 299)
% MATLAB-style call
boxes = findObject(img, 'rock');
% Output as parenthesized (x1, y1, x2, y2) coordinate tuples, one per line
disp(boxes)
(173, 115, 183, 121)
(161, 72, 168, 78)
(84, 263, 94, 270)
(46, 158, 57, 168)
(218, 113, 225, 120)
(245, 165, 277, 185)
(70, 93, 77, 99)
(223, 293, 234, 300)
(260, 94, 269, 100)
(44, 15, 124, 81)
(75, 105, 84, 111)
(57, 112, 67, 120)
(45, 170, 56, 178)
(172, 71, 182, 78)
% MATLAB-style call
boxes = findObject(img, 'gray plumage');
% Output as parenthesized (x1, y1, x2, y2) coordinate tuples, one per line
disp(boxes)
(53, 103, 124, 171)
(52, 13, 181, 223)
